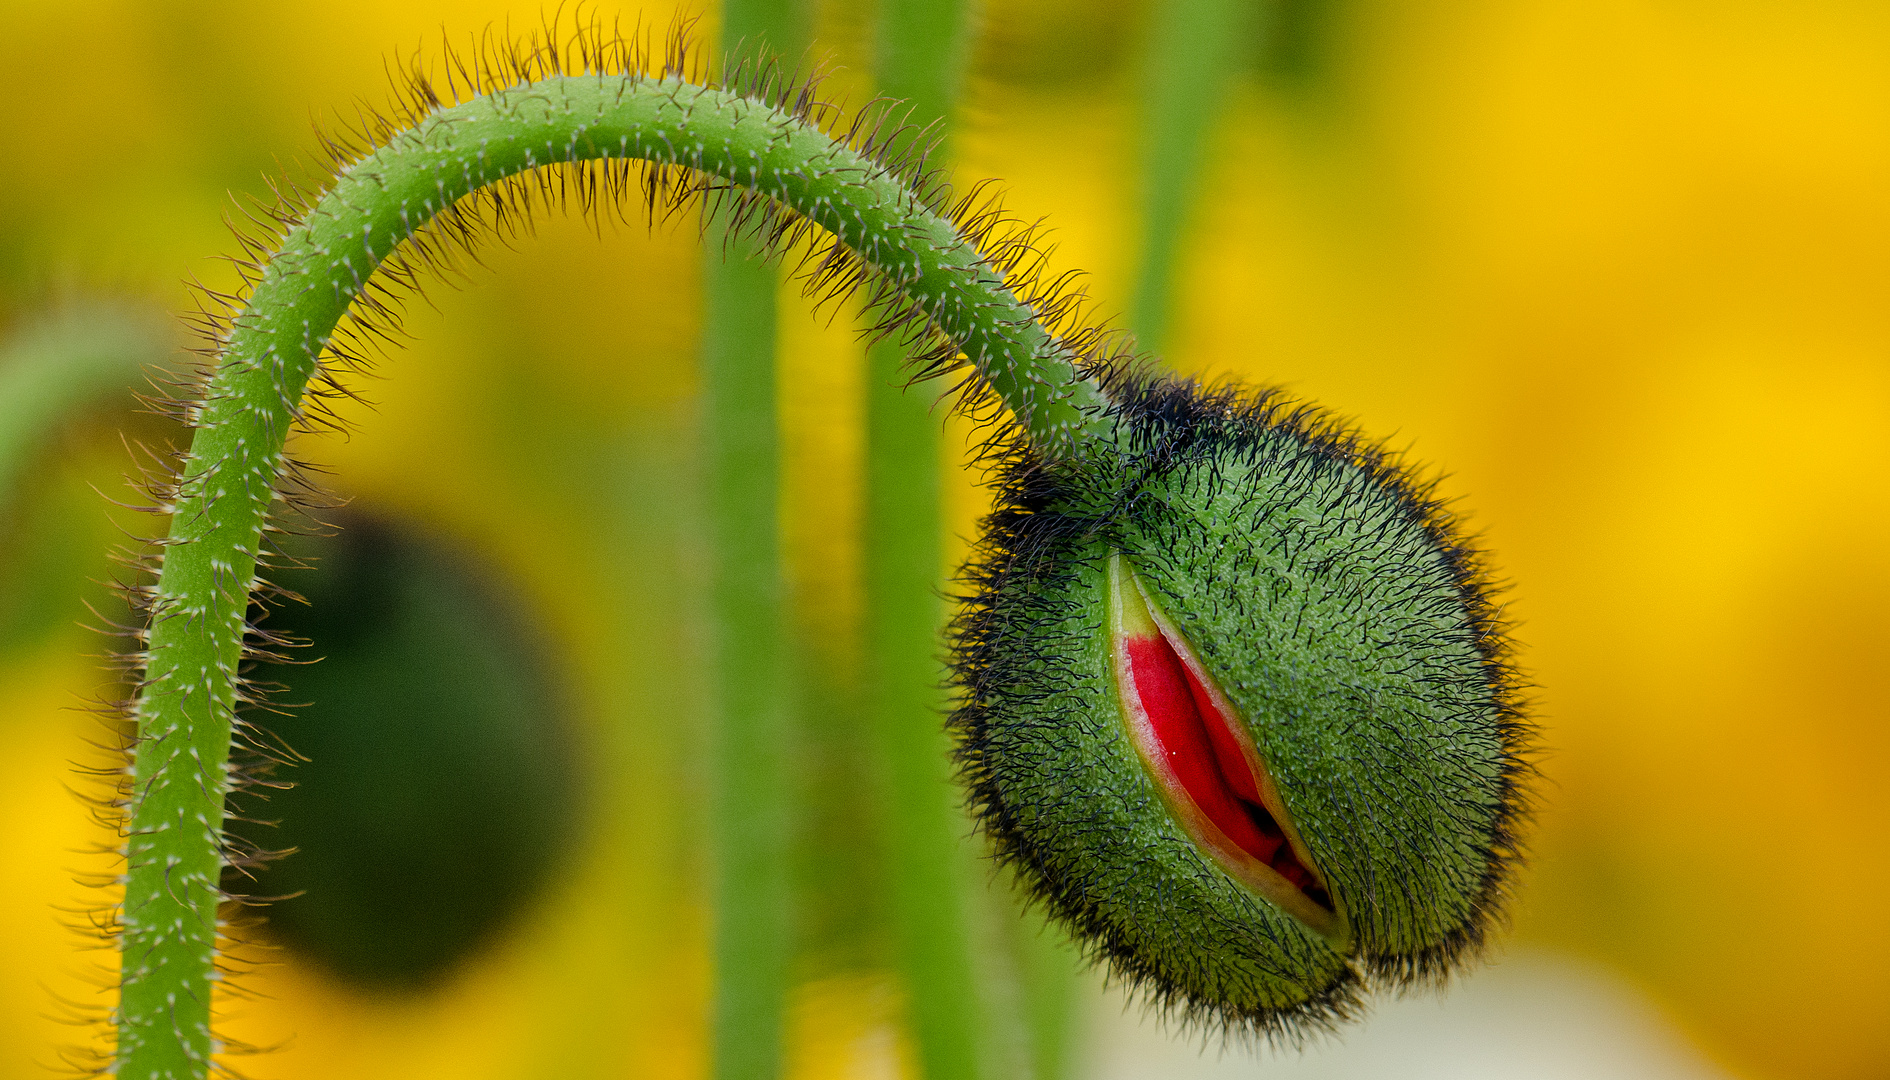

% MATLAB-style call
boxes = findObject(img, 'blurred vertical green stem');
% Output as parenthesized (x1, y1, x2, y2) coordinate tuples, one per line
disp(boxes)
(0, 302, 170, 516)
(0, 303, 173, 658)
(705, 4, 808, 1079)
(1130, 0, 1252, 355)
(864, 0, 994, 1072)
(702, 244, 793, 1080)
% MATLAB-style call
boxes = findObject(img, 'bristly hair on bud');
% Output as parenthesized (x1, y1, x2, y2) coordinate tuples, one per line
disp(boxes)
(949, 367, 1534, 1045)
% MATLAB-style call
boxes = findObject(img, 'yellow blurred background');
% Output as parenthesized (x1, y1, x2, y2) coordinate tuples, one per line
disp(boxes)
(1, 1, 1887, 1078)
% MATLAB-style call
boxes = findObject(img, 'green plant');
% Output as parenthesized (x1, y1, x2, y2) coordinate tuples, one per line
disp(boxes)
(104, 14, 1529, 1080)
(229, 511, 580, 988)
(0, 301, 177, 656)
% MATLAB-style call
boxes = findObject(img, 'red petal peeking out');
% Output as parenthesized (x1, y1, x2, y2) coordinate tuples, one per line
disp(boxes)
(1109, 555, 1344, 942)
(1122, 631, 1331, 905)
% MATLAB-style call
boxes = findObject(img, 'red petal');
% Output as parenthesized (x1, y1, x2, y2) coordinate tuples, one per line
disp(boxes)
(1181, 657, 1263, 805)
(1124, 633, 1281, 863)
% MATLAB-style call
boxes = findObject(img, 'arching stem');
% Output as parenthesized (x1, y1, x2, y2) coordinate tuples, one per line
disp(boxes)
(121, 72, 1109, 1078)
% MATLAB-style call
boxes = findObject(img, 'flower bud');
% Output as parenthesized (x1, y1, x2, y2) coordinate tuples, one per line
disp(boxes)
(950, 374, 1530, 1039)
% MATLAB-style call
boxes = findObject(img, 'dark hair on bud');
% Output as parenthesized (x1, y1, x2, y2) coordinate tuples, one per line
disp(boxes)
(949, 366, 1535, 1044)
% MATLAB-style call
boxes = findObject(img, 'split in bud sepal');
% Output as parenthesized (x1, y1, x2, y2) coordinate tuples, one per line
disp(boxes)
(949, 372, 1532, 1041)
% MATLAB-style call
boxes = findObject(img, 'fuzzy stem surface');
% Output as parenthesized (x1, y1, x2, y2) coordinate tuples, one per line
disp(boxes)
(122, 71, 1107, 1078)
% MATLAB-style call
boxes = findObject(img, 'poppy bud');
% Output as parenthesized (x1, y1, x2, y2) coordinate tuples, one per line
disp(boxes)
(950, 373, 1530, 1039)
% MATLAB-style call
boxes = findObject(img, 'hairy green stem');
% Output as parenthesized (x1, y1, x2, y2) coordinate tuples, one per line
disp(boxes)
(121, 70, 1108, 1078)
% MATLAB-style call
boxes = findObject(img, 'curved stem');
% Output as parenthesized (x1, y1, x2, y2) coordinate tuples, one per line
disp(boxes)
(121, 72, 1108, 1078)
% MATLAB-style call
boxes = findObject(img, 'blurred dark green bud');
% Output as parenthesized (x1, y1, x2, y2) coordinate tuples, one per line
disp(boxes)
(227, 513, 580, 988)
(950, 374, 1531, 1040)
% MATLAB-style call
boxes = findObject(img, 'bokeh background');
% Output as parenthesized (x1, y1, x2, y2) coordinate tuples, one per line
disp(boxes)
(2, 1, 1887, 1078)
